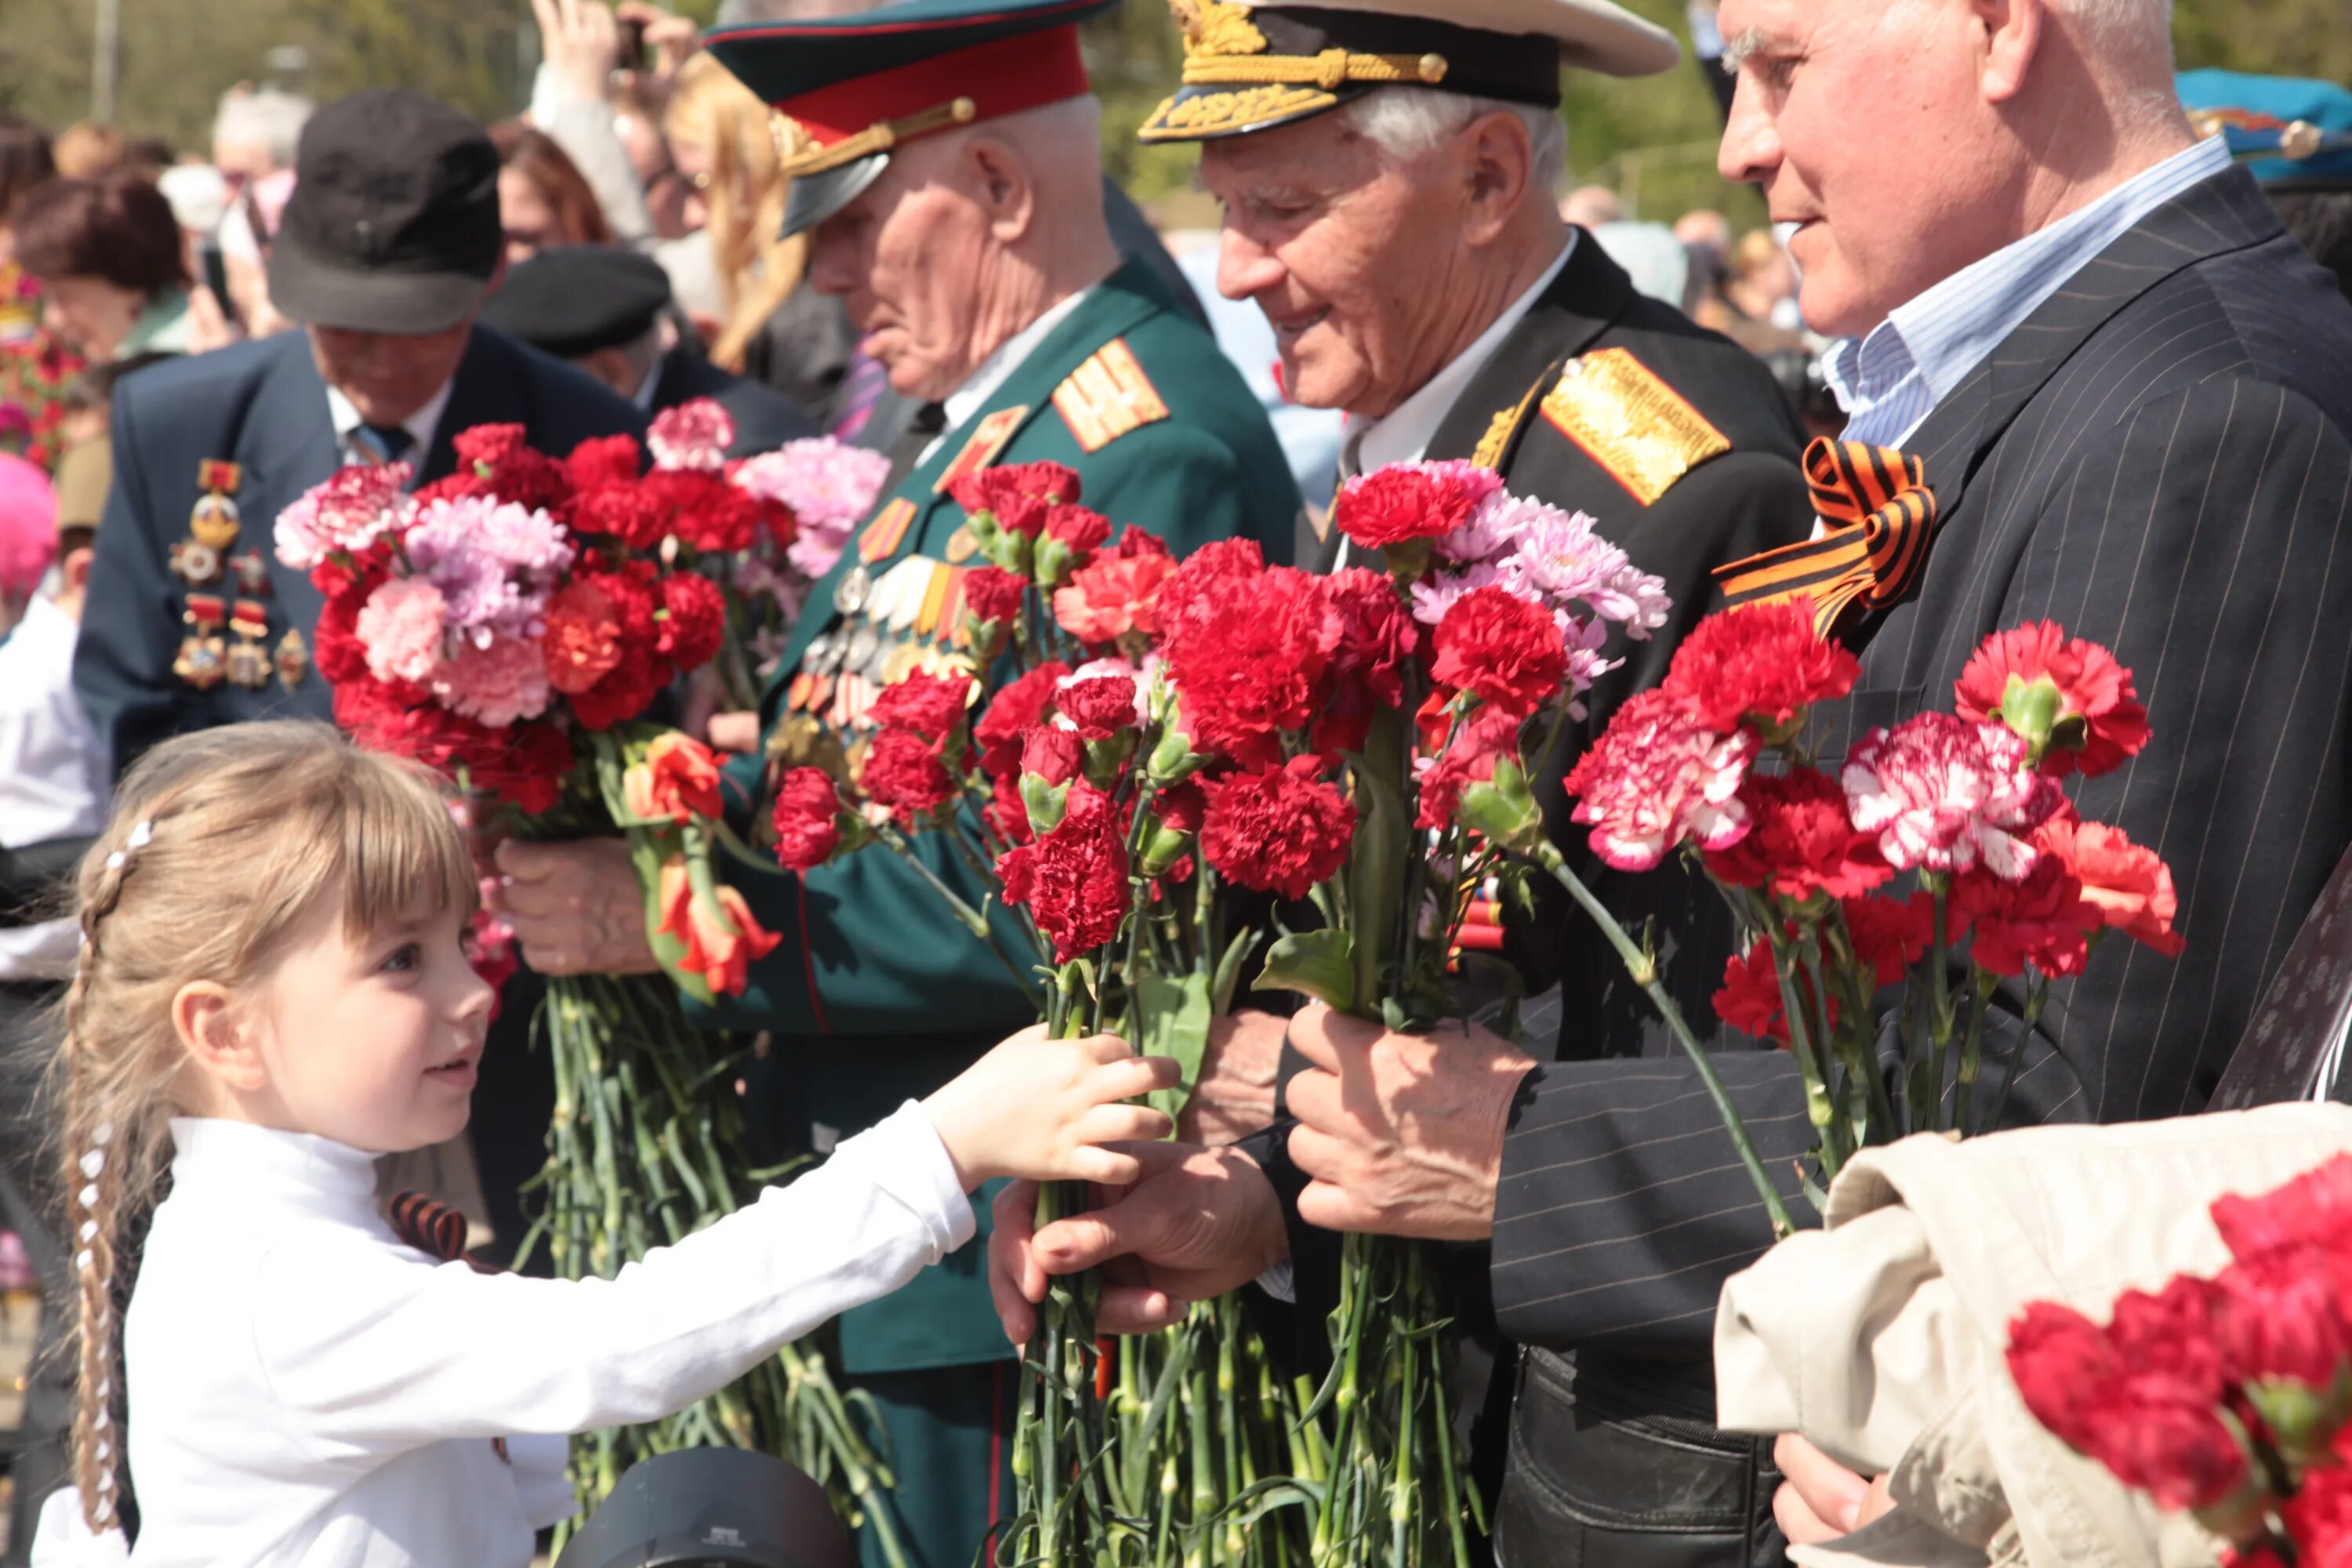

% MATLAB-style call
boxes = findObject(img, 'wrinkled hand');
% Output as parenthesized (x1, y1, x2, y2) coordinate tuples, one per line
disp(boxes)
(532, 0, 623, 107)
(1179, 1009, 1287, 1145)
(496, 837, 660, 975)
(1285, 1002, 1538, 1242)
(706, 711, 760, 754)
(989, 1141, 1287, 1345)
(1772, 1436, 1896, 1544)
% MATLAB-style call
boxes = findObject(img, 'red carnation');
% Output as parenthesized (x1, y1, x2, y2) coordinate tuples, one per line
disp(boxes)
(1054, 553, 1178, 647)
(1058, 675, 1138, 739)
(1712, 936, 1837, 1046)
(2213, 1246, 2352, 1390)
(2212, 1152, 2352, 1266)
(1953, 856, 2099, 978)
(1666, 601, 1860, 734)
(963, 566, 1028, 628)
(859, 729, 958, 826)
(1200, 756, 1357, 901)
(1955, 621, 2151, 777)
(1838, 893, 1936, 988)
(644, 469, 762, 554)
(1704, 768, 1892, 901)
(2034, 815, 2185, 958)
(973, 661, 1072, 776)
(772, 767, 848, 871)
(1021, 726, 1083, 786)
(1417, 706, 1523, 831)
(1163, 564, 1344, 768)
(542, 579, 632, 695)
(2285, 1456, 2352, 1566)
(1044, 504, 1112, 554)
(1333, 462, 1499, 550)
(950, 462, 1080, 537)
(571, 481, 669, 550)
(1431, 586, 1568, 718)
(1153, 778, 1207, 834)
(1323, 566, 1418, 710)
(565, 432, 643, 489)
(1104, 527, 1173, 561)
(656, 572, 724, 671)
(868, 670, 975, 743)
(434, 423, 572, 515)
(998, 781, 1130, 961)
(456, 423, 528, 470)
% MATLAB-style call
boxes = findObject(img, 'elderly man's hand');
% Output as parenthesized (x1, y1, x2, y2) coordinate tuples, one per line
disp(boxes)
(1179, 1009, 1287, 1145)
(496, 838, 661, 976)
(1773, 1436, 1896, 1544)
(1285, 1002, 1537, 1242)
(989, 1142, 1287, 1345)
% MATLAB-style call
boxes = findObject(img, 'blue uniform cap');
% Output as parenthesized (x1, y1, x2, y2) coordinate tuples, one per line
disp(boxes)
(2178, 69, 2352, 192)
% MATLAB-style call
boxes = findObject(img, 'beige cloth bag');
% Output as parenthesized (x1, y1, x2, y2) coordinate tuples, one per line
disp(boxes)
(1711, 1105, 2352, 1568)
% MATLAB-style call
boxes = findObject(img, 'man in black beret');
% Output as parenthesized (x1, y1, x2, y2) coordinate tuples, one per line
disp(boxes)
(483, 245, 815, 456)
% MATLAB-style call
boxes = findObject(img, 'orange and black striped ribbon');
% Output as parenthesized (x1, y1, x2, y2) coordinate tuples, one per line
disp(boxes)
(1713, 438, 1940, 639)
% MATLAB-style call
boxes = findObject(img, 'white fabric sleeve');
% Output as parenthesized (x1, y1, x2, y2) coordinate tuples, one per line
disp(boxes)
(249, 1102, 973, 1449)
(29, 1490, 132, 1568)
(530, 64, 655, 248)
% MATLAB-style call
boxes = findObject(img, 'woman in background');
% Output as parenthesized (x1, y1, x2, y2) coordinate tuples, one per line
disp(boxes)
(11, 171, 191, 363)
(488, 122, 613, 261)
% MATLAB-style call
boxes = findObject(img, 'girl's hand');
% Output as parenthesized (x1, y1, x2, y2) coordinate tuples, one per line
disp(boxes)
(924, 1028, 1178, 1191)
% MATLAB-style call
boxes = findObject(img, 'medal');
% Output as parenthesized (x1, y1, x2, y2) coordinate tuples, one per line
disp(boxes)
(225, 599, 271, 690)
(834, 563, 872, 617)
(230, 551, 270, 597)
(946, 527, 981, 565)
(173, 594, 228, 691)
(274, 630, 309, 691)
(837, 499, 920, 614)
(845, 621, 882, 677)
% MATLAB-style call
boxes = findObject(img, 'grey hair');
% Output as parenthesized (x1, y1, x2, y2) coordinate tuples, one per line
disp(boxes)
(211, 87, 312, 171)
(1336, 89, 1568, 195)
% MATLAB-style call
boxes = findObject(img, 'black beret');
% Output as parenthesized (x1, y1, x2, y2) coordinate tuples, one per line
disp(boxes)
(479, 245, 673, 359)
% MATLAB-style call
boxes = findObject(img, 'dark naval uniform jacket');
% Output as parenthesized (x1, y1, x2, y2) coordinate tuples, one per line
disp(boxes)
(1472, 169, 2352, 1563)
(685, 258, 1301, 1379)
(650, 342, 816, 458)
(74, 325, 646, 776)
(1248, 232, 1820, 1567)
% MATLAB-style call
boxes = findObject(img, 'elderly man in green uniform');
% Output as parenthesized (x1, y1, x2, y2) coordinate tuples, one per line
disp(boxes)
(992, 1, 1824, 1563)
(495, 2, 1299, 1564)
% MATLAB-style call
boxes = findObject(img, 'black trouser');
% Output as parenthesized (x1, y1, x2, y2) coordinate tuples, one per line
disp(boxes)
(1, 980, 69, 1566)
(1494, 1348, 1787, 1568)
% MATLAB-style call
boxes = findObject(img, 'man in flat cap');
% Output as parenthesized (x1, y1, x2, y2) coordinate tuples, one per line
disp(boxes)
(482, 245, 815, 456)
(2179, 71, 2352, 303)
(491, 3, 1301, 1563)
(989, 0, 1821, 1562)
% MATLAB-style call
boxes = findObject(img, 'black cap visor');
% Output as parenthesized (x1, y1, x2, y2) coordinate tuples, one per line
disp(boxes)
(781, 154, 892, 241)
(267, 226, 495, 336)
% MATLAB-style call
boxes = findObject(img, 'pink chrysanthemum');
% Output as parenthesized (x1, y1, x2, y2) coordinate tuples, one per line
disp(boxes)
(404, 495, 575, 640)
(434, 632, 554, 728)
(1564, 688, 1756, 871)
(1494, 501, 1670, 637)
(648, 398, 735, 473)
(1842, 712, 2062, 878)
(355, 578, 448, 684)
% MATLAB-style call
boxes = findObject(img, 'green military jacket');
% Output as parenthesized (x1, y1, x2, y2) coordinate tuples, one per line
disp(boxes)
(688, 260, 1300, 1374)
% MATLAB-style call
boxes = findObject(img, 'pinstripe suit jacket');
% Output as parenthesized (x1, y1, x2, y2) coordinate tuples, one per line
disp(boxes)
(1490, 165, 2352, 1360)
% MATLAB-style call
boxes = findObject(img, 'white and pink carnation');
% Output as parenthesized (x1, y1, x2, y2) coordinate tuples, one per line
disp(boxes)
(648, 398, 735, 473)
(433, 633, 554, 728)
(1842, 712, 2063, 878)
(1565, 688, 1755, 872)
(354, 579, 448, 685)
(274, 463, 412, 570)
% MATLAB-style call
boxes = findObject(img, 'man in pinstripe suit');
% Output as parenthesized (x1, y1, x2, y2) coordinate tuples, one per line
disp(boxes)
(996, 0, 2352, 1561)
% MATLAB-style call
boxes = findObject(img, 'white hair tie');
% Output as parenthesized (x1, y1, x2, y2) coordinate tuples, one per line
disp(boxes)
(103, 821, 154, 873)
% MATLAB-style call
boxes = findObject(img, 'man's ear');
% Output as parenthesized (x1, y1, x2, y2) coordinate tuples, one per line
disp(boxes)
(1460, 108, 1539, 249)
(172, 980, 269, 1094)
(966, 135, 1039, 243)
(1973, 0, 2045, 105)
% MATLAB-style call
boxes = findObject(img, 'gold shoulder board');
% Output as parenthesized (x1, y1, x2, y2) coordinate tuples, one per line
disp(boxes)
(1540, 347, 1732, 506)
(1053, 339, 1171, 455)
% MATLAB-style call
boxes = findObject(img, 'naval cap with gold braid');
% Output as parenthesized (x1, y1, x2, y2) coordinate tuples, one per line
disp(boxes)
(704, 0, 1119, 240)
(1139, 0, 1678, 144)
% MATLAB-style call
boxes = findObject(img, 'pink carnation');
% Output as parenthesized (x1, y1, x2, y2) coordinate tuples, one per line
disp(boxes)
(274, 463, 413, 570)
(733, 437, 893, 533)
(404, 496, 575, 640)
(355, 578, 449, 684)
(1563, 688, 1756, 871)
(1842, 712, 2062, 879)
(433, 633, 553, 728)
(648, 398, 735, 472)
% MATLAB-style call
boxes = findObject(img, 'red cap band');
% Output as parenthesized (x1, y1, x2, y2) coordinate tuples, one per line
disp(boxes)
(782, 26, 1091, 151)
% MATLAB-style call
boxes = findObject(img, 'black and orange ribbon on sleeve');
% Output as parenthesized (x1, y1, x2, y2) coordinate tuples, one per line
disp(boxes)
(1713, 438, 1940, 640)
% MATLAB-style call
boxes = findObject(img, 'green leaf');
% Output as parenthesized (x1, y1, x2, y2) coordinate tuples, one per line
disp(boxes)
(1343, 706, 1413, 1014)
(1136, 969, 1214, 1120)
(1208, 926, 1262, 1016)
(1253, 928, 1356, 1012)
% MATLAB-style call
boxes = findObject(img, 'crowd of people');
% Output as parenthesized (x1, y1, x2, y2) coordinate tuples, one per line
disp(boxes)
(0, 0, 2348, 1565)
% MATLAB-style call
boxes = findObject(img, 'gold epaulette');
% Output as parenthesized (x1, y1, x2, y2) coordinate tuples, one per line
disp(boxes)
(1052, 339, 1170, 454)
(1540, 347, 1731, 506)
(1471, 374, 1551, 471)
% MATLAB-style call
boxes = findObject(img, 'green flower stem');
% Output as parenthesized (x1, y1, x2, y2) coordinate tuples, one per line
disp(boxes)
(1534, 841, 1795, 1236)
(1953, 968, 1994, 1136)
(1985, 978, 2049, 1134)
(1926, 884, 1956, 1132)
(1767, 927, 1843, 1180)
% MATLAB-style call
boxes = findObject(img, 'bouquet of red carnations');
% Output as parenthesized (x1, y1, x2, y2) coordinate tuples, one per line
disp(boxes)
(2008, 1152, 2352, 1565)
(274, 408, 900, 1536)
(1548, 604, 2186, 1223)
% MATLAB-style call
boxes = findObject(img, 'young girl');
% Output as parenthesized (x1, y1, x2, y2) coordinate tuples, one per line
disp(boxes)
(31, 721, 1175, 1567)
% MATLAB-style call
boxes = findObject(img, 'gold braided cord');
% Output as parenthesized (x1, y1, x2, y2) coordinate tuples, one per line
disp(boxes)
(1180, 47, 1449, 91)
(1137, 84, 1340, 141)
(770, 96, 978, 179)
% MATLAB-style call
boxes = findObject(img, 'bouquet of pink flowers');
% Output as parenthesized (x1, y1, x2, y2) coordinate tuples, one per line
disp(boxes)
(720, 432, 892, 707)
(2009, 1152, 2352, 1565)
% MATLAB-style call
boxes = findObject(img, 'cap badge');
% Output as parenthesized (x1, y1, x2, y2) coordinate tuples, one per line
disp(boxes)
(1172, 0, 1268, 60)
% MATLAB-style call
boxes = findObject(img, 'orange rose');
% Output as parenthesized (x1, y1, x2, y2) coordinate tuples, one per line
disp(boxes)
(655, 858, 782, 996)
(2037, 816, 2186, 957)
(625, 733, 724, 823)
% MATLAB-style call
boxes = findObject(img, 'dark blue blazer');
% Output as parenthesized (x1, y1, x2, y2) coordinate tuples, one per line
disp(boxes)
(1490, 165, 2352, 1357)
(74, 325, 646, 777)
